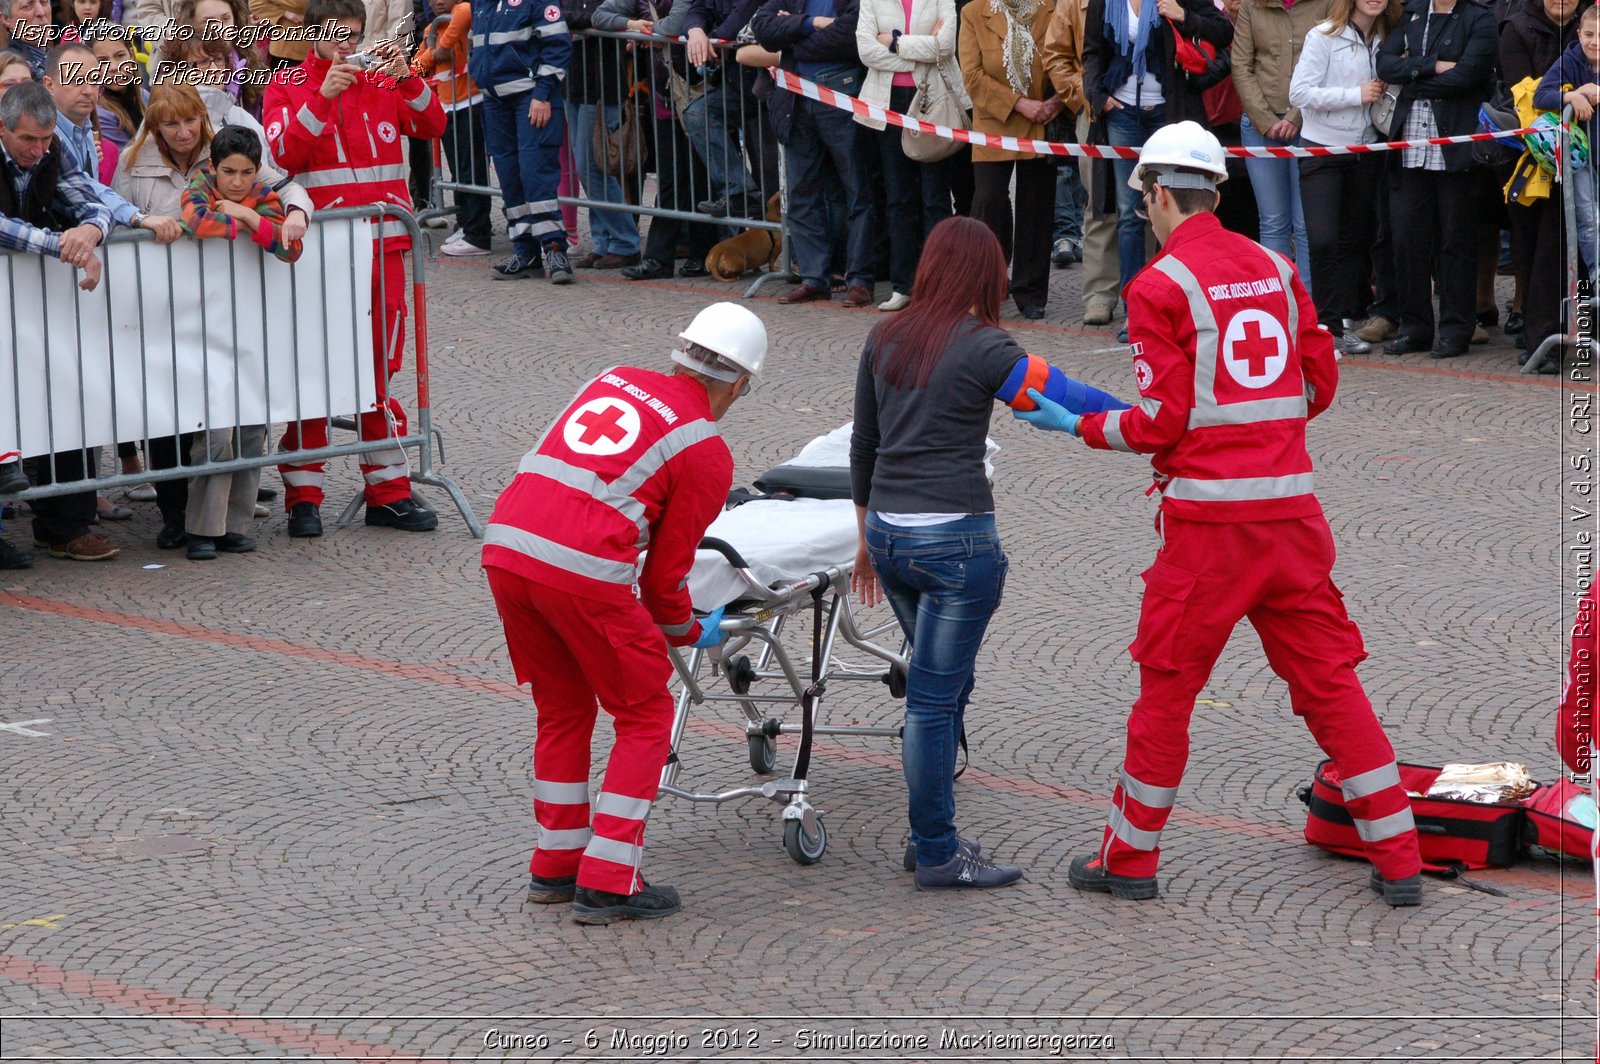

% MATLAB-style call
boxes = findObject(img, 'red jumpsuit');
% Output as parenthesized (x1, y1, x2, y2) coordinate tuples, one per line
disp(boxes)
(1076, 212, 1423, 882)
(263, 56, 446, 510)
(482, 367, 733, 895)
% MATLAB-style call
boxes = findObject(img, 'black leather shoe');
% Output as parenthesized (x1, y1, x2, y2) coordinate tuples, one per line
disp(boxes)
(187, 535, 218, 561)
(0, 461, 28, 494)
(678, 258, 708, 278)
(257, 486, 278, 501)
(621, 257, 673, 280)
(490, 253, 541, 280)
(1383, 334, 1431, 355)
(529, 873, 578, 904)
(1369, 867, 1423, 906)
(287, 502, 323, 539)
(1018, 304, 1046, 320)
(216, 532, 257, 553)
(571, 881, 682, 924)
(156, 519, 187, 550)
(1067, 853, 1159, 900)
(0, 538, 32, 569)
(1429, 340, 1468, 359)
(365, 497, 438, 532)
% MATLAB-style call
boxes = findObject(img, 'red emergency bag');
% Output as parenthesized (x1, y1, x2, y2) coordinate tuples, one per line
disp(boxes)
(1299, 759, 1526, 873)
(1521, 779, 1596, 861)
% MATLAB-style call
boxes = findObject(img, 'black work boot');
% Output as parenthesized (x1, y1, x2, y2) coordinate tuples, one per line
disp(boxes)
(528, 873, 578, 904)
(365, 497, 438, 532)
(1369, 868, 1423, 907)
(0, 460, 28, 494)
(570, 881, 682, 925)
(287, 502, 323, 538)
(1067, 853, 1159, 900)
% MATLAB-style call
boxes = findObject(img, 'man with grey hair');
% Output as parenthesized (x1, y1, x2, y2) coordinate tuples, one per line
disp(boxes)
(0, 0, 51, 78)
(0, 80, 121, 563)
(482, 302, 767, 925)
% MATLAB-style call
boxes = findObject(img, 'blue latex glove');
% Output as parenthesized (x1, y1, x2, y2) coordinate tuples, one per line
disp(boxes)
(1011, 388, 1079, 435)
(691, 605, 728, 648)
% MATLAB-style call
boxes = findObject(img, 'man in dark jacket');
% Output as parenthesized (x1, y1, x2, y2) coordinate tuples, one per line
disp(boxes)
(752, 0, 875, 305)
(1376, 0, 1497, 358)
(1501, 0, 1590, 367)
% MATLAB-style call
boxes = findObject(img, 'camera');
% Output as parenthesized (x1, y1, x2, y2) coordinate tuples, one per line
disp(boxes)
(345, 51, 382, 69)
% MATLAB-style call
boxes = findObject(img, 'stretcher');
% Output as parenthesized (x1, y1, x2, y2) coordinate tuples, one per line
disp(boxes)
(658, 435, 911, 865)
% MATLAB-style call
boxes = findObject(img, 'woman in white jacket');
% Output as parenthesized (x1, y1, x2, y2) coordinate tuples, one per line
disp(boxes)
(1287, 0, 1397, 353)
(856, 0, 968, 311)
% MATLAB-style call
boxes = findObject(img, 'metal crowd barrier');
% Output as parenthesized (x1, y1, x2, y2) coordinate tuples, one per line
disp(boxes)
(1, 205, 482, 537)
(1525, 104, 1592, 376)
(421, 29, 791, 298)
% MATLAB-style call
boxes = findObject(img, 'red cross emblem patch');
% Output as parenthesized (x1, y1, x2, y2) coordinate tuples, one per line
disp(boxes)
(563, 397, 642, 456)
(1220, 309, 1288, 389)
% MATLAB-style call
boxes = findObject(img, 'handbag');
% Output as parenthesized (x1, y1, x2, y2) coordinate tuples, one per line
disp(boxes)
(1368, 85, 1400, 139)
(901, 61, 968, 163)
(592, 91, 643, 177)
(647, 0, 709, 116)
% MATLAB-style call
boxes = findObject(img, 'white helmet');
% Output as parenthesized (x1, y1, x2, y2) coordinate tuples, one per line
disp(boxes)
(1128, 121, 1230, 191)
(673, 302, 769, 385)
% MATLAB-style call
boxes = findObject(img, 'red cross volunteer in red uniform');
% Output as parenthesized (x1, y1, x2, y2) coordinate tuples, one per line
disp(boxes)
(1014, 121, 1425, 907)
(482, 302, 767, 925)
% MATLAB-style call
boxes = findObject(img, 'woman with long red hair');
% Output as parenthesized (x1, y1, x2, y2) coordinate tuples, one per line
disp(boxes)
(849, 216, 1126, 890)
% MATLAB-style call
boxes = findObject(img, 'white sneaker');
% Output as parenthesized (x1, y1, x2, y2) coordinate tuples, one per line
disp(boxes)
(442, 227, 464, 244)
(441, 237, 490, 257)
(878, 291, 911, 312)
(421, 215, 452, 229)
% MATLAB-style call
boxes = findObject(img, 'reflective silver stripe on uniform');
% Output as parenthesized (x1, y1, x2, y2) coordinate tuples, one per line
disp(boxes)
(295, 104, 326, 135)
(364, 463, 410, 484)
(534, 63, 565, 78)
(611, 419, 721, 498)
(377, 219, 410, 241)
(406, 83, 435, 111)
(486, 26, 533, 42)
(1152, 256, 1221, 417)
(592, 791, 653, 821)
(297, 163, 410, 189)
(538, 826, 593, 850)
(1340, 762, 1402, 802)
(1106, 804, 1162, 851)
(1189, 394, 1308, 428)
(518, 454, 648, 528)
(536, 19, 568, 34)
(469, 31, 485, 44)
(1353, 806, 1416, 844)
(1139, 395, 1162, 420)
(505, 202, 532, 219)
(1099, 409, 1133, 452)
(526, 219, 564, 239)
(584, 835, 643, 868)
(525, 197, 560, 215)
(658, 616, 695, 637)
(484, 522, 637, 583)
(492, 77, 536, 95)
(1119, 770, 1178, 810)
(281, 470, 320, 486)
(533, 778, 590, 804)
(1163, 472, 1315, 502)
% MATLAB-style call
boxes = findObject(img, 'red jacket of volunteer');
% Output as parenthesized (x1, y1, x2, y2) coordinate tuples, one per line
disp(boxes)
(1077, 212, 1337, 523)
(482, 367, 735, 646)
(262, 54, 447, 250)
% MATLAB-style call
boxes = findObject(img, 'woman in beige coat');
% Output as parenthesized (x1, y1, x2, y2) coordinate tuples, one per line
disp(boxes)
(959, 0, 1062, 318)
(857, 0, 970, 311)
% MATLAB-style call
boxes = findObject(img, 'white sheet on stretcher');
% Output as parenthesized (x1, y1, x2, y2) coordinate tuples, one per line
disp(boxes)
(688, 498, 859, 611)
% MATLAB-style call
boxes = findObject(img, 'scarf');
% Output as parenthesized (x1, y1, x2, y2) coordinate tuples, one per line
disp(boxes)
(989, 0, 1042, 97)
(1106, 0, 1158, 80)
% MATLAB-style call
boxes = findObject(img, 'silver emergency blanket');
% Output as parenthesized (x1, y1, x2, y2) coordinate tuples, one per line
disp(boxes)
(1416, 762, 1538, 803)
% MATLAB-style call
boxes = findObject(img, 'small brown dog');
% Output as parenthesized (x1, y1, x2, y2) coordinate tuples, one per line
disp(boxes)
(706, 193, 783, 281)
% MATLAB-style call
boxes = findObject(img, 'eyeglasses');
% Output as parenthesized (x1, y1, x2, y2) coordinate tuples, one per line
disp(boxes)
(1133, 185, 1154, 221)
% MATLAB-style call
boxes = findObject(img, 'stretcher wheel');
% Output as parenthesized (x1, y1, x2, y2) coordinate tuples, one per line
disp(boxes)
(727, 655, 757, 695)
(748, 733, 777, 775)
(783, 816, 827, 865)
(884, 666, 907, 700)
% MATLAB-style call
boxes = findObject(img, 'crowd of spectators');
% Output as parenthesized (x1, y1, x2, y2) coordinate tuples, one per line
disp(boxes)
(0, 0, 1592, 571)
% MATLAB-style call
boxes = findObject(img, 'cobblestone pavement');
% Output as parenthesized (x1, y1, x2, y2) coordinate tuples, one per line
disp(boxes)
(0, 215, 1593, 1063)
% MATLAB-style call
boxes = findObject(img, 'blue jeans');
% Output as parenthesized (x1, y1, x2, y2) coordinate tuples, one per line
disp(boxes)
(1054, 162, 1085, 244)
(1575, 161, 1597, 275)
(786, 72, 874, 289)
(680, 77, 760, 205)
(564, 101, 641, 256)
(1240, 113, 1311, 292)
(1107, 103, 1166, 291)
(866, 513, 1008, 867)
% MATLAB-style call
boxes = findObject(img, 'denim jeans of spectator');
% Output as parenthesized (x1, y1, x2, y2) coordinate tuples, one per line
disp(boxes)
(564, 101, 641, 257)
(1575, 162, 1597, 275)
(1054, 161, 1085, 244)
(441, 102, 493, 249)
(787, 80, 875, 291)
(680, 76, 761, 209)
(876, 84, 953, 295)
(1239, 113, 1311, 292)
(1107, 103, 1165, 291)
(865, 513, 1008, 868)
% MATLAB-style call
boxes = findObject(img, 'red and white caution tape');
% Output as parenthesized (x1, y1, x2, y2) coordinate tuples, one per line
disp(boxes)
(770, 67, 1538, 158)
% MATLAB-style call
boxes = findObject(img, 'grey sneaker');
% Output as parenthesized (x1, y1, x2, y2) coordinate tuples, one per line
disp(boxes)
(571, 881, 682, 924)
(1368, 867, 1423, 907)
(1334, 331, 1372, 355)
(913, 846, 1022, 891)
(902, 835, 981, 872)
(544, 245, 575, 285)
